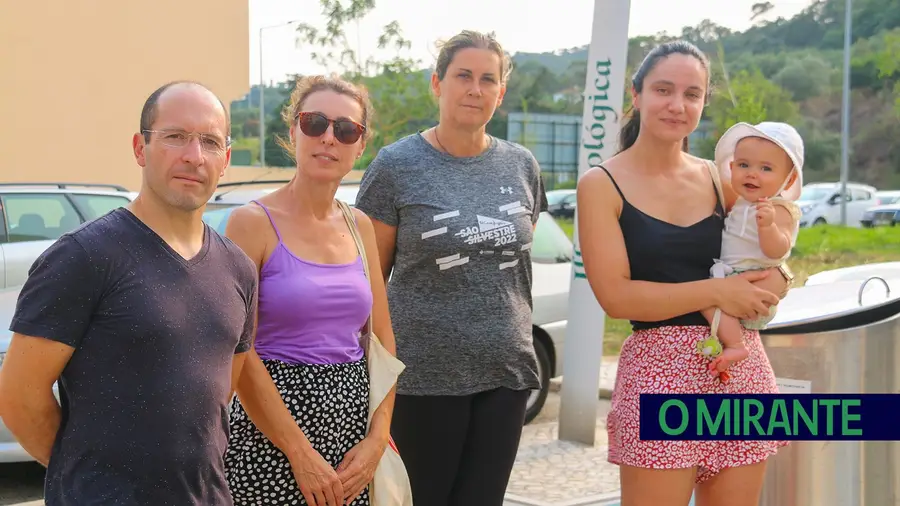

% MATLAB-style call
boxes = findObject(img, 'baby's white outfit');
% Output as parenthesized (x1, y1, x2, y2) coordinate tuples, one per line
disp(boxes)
(711, 195, 801, 328)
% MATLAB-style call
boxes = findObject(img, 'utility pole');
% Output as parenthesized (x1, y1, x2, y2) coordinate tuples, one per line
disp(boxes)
(259, 20, 301, 167)
(839, 0, 853, 225)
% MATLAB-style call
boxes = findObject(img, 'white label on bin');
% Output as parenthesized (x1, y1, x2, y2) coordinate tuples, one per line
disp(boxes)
(776, 377, 812, 394)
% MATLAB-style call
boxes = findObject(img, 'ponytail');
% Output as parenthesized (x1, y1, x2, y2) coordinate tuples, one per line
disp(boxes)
(618, 108, 641, 153)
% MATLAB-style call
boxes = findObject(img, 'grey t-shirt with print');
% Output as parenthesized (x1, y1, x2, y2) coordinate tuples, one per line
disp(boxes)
(355, 133, 549, 396)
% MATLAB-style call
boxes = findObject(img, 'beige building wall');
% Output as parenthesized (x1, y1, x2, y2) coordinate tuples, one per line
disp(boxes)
(1, 0, 252, 191)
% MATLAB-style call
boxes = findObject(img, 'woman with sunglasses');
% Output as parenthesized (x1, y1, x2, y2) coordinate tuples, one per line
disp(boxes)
(355, 30, 548, 506)
(222, 75, 397, 506)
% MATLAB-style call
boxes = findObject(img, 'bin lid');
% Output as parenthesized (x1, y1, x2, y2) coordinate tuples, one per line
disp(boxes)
(766, 276, 899, 329)
(804, 261, 900, 286)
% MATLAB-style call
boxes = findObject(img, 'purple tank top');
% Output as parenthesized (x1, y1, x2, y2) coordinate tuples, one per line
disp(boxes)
(251, 200, 370, 365)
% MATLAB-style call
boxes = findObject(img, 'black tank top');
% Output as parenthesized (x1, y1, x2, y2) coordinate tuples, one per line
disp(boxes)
(599, 165, 725, 330)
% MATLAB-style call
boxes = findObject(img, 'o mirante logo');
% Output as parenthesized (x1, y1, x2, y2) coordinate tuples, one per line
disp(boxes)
(637, 394, 893, 441)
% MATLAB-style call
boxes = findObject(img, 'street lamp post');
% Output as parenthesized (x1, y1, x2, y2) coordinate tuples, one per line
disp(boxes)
(259, 20, 301, 167)
(839, 0, 853, 225)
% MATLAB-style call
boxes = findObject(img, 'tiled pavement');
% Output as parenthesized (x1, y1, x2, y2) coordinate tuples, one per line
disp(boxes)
(6, 360, 627, 506)
(503, 358, 622, 506)
(504, 418, 620, 506)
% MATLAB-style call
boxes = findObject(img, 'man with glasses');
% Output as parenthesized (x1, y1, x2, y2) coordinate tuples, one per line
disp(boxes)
(0, 81, 258, 505)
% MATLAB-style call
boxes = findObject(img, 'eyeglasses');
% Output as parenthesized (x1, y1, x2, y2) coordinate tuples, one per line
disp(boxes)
(295, 111, 366, 145)
(142, 129, 231, 153)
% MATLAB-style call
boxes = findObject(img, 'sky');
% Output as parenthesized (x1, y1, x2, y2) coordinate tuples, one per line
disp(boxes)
(250, 0, 817, 86)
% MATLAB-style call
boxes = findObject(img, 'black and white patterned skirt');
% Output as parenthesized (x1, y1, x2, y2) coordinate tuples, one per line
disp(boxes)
(225, 358, 370, 505)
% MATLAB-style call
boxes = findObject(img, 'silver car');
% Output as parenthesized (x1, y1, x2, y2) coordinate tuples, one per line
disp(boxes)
(204, 180, 571, 424)
(0, 183, 135, 462)
(0, 285, 62, 463)
(0, 183, 137, 288)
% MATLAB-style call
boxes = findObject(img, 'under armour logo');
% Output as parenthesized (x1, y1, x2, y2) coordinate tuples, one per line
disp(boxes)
(500, 187, 513, 194)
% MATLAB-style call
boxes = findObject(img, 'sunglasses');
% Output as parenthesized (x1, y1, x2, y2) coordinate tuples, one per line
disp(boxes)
(296, 111, 366, 145)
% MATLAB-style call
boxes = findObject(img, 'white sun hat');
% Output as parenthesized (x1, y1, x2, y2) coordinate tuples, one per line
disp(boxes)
(714, 121, 805, 202)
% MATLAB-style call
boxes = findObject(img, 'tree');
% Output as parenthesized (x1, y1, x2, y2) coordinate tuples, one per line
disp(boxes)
(292, 0, 437, 169)
(695, 67, 800, 158)
(772, 55, 833, 101)
(873, 29, 900, 116)
(751, 2, 775, 22)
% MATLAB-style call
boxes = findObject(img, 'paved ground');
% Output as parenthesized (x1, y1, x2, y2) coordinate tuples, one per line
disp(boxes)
(0, 359, 623, 506)
(505, 391, 618, 506)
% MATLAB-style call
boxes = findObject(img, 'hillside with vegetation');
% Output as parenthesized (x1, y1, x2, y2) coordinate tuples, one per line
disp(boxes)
(502, 0, 900, 188)
(229, 0, 899, 188)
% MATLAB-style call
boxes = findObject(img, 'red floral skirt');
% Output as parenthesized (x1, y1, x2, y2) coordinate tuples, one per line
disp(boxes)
(607, 325, 789, 483)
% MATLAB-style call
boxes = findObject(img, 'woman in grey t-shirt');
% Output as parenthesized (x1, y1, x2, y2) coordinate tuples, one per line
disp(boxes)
(355, 29, 548, 506)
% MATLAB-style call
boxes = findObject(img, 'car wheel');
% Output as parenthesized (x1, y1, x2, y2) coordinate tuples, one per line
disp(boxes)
(524, 334, 552, 425)
(813, 217, 827, 226)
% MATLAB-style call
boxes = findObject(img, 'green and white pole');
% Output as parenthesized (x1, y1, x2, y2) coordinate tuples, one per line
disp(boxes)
(558, 0, 631, 445)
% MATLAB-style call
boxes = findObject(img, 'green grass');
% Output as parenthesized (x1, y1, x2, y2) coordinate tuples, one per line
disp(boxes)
(555, 218, 900, 356)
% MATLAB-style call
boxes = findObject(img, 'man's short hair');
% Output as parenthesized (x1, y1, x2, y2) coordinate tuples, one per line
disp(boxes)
(139, 81, 231, 141)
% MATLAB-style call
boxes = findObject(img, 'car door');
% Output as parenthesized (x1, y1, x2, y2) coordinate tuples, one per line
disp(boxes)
(0, 193, 84, 288)
(824, 189, 849, 224)
(850, 188, 874, 226)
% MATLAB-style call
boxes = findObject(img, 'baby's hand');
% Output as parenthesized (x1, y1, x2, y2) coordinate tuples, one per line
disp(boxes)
(756, 198, 775, 228)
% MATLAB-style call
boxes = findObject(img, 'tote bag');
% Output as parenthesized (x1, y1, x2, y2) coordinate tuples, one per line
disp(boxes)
(337, 200, 414, 506)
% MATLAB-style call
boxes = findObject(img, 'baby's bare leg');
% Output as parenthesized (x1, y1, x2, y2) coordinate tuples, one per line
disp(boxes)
(701, 307, 750, 375)
(752, 266, 791, 300)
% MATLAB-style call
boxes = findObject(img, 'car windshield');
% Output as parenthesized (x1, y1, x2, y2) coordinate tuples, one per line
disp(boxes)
(879, 194, 900, 205)
(799, 187, 834, 201)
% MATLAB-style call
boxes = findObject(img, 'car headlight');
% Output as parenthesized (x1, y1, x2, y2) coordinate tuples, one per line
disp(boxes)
(863, 211, 874, 219)
(801, 204, 814, 214)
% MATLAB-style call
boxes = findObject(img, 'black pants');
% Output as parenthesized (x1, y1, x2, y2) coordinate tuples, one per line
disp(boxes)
(390, 387, 529, 506)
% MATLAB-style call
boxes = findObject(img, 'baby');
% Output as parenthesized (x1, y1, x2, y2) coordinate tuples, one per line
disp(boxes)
(699, 121, 804, 382)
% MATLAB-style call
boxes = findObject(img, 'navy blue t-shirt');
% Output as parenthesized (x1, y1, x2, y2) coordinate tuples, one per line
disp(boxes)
(9, 208, 257, 506)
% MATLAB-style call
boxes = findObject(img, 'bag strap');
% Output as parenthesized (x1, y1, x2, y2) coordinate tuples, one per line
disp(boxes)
(336, 201, 374, 339)
(705, 160, 727, 212)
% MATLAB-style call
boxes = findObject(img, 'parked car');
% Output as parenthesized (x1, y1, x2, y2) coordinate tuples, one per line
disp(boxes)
(796, 182, 878, 227)
(546, 189, 577, 219)
(0, 285, 62, 463)
(875, 190, 900, 206)
(0, 183, 137, 288)
(202, 181, 572, 423)
(861, 202, 900, 228)
(207, 179, 360, 211)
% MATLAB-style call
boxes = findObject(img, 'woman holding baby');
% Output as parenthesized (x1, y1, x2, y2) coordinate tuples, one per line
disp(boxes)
(577, 40, 801, 506)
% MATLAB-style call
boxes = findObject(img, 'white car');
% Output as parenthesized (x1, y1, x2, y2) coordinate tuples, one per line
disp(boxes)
(796, 182, 878, 228)
(204, 181, 571, 424)
(0, 183, 137, 288)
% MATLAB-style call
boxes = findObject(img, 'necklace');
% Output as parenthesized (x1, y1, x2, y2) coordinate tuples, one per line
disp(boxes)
(433, 127, 451, 154)
(433, 126, 488, 157)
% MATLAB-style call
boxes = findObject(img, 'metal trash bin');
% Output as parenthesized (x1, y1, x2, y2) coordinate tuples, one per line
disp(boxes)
(758, 275, 900, 506)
